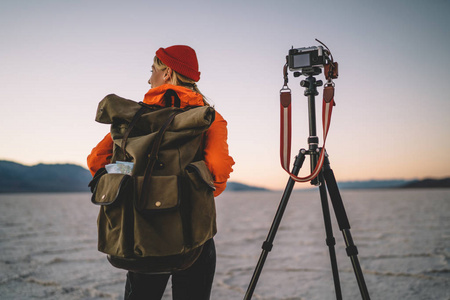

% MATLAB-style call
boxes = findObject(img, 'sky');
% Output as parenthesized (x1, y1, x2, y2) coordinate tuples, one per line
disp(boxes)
(1, 0, 449, 190)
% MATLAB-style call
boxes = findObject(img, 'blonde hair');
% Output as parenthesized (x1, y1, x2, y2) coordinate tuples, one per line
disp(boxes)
(153, 56, 210, 106)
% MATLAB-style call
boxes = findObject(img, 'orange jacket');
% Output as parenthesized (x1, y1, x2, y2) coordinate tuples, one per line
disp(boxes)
(87, 84, 234, 196)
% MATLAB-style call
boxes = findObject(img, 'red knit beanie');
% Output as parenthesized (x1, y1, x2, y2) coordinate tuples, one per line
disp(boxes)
(155, 45, 201, 82)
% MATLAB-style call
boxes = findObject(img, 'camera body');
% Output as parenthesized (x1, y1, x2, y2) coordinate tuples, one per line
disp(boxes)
(287, 46, 329, 71)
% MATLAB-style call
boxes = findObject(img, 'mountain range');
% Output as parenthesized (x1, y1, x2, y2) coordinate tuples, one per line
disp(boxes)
(0, 160, 448, 193)
(0, 160, 92, 193)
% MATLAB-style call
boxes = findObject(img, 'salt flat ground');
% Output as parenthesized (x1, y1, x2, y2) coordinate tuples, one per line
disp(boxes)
(1, 189, 449, 299)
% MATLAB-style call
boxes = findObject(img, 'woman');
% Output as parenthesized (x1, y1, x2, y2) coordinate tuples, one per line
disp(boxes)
(87, 45, 234, 300)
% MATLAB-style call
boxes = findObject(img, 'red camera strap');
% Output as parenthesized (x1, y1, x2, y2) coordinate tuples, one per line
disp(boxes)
(280, 84, 335, 182)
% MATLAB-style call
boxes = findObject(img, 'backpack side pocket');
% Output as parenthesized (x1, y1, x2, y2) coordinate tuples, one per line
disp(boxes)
(91, 173, 135, 257)
(185, 160, 217, 249)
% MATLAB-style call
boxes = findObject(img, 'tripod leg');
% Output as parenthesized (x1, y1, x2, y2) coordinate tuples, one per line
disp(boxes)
(243, 150, 306, 300)
(323, 157, 371, 300)
(318, 173, 343, 300)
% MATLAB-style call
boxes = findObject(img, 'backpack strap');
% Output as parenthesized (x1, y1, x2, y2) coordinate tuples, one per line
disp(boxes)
(121, 104, 148, 159)
(138, 110, 182, 209)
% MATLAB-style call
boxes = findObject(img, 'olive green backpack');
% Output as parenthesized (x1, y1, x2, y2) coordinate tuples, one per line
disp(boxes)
(89, 91, 217, 274)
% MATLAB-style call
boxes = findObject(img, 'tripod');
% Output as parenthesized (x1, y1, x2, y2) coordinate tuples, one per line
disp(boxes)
(243, 69, 371, 300)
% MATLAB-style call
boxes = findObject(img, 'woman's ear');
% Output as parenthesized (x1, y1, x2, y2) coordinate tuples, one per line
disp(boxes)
(164, 68, 173, 80)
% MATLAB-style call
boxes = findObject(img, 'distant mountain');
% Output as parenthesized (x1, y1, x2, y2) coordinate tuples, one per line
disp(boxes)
(399, 178, 450, 189)
(226, 182, 269, 192)
(0, 160, 92, 193)
(337, 179, 409, 189)
(337, 178, 450, 189)
(1, 160, 448, 193)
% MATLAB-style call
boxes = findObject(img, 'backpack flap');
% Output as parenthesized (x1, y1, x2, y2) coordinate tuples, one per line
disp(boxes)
(135, 175, 181, 212)
(92, 173, 132, 206)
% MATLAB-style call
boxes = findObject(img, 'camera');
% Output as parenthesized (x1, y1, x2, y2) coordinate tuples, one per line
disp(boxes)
(287, 46, 329, 71)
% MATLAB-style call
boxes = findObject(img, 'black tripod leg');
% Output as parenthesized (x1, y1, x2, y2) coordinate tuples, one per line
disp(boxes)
(322, 157, 371, 300)
(318, 173, 342, 300)
(243, 150, 306, 300)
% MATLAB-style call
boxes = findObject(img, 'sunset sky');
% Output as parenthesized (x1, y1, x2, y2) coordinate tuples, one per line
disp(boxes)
(1, 0, 449, 190)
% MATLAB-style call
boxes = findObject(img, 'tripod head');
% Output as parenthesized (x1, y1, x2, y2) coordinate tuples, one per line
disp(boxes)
(293, 66, 322, 78)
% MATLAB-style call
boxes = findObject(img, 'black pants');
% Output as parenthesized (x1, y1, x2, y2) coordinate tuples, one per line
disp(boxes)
(124, 239, 216, 300)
